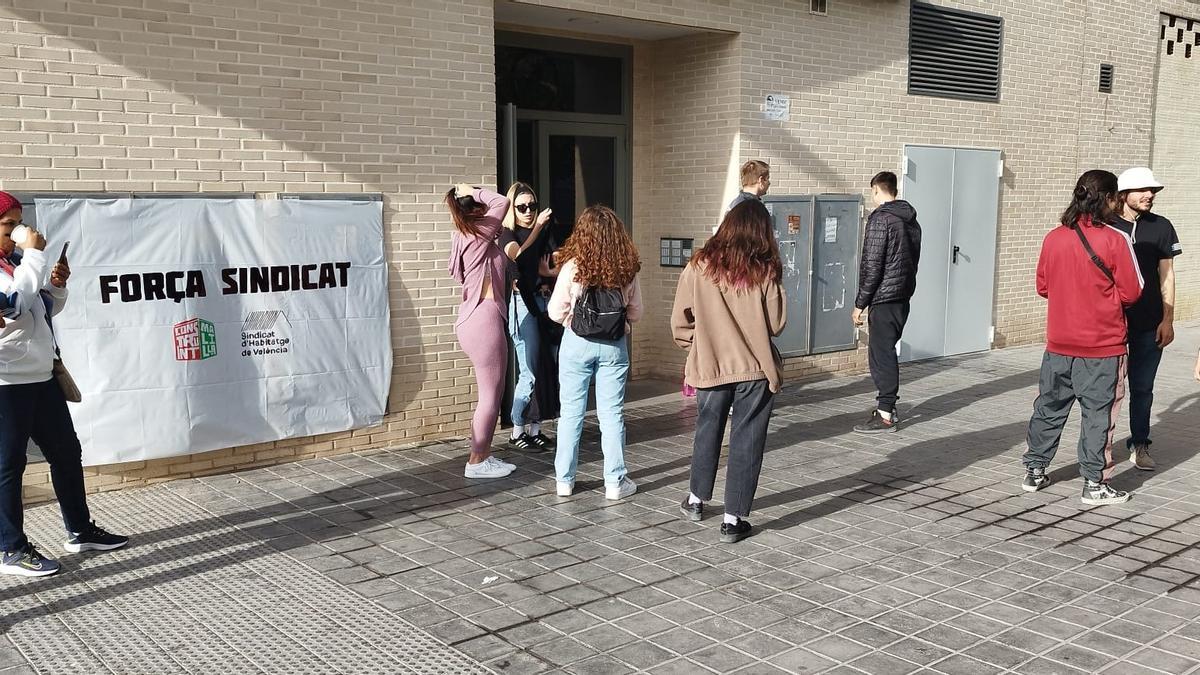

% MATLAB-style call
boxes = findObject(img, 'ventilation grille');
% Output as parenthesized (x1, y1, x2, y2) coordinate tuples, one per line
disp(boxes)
(1161, 13, 1198, 58)
(908, 2, 1003, 102)
(1098, 63, 1114, 93)
(810, 0, 828, 15)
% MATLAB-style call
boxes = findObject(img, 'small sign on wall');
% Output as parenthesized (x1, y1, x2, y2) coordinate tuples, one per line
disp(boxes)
(764, 94, 790, 121)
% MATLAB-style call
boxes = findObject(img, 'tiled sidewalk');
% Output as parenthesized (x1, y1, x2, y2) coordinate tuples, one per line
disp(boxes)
(3, 324, 1200, 674)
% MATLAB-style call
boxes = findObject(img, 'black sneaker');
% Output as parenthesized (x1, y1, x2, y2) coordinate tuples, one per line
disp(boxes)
(680, 497, 703, 522)
(1021, 466, 1051, 493)
(0, 545, 61, 577)
(528, 433, 554, 452)
(853, 410, 898, 434)
(720, 519, 752, 544)
(1082, 481, 1131, 506)
(64, 522, 129, 553)
(504, 433, 537, 452)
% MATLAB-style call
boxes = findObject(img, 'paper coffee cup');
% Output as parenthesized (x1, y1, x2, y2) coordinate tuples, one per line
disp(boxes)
(11, 225, 30, 246)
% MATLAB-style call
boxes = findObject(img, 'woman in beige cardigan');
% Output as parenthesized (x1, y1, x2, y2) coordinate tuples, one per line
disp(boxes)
(671, 199, 786, 543)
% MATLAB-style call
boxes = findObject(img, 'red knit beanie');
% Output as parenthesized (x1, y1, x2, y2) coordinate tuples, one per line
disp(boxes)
(0, 192, 19, 217)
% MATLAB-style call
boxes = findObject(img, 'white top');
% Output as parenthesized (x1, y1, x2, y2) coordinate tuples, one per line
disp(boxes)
(0, 249, 68, 385)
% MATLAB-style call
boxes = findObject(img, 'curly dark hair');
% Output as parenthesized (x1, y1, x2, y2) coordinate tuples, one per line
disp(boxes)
(690, 200, 781, 289)
(1061, 170, 1118, 229)
(556, 205, 640, 288)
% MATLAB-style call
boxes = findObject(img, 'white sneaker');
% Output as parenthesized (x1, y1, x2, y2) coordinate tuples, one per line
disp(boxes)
(556, 481, 574, 497)
(605, 476, 637, 501)
(464, 456, 516, 479)
(494, 456, 516, 470)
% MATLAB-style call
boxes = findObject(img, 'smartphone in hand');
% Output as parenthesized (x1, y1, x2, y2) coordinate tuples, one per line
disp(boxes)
(58, 241, 70, 265)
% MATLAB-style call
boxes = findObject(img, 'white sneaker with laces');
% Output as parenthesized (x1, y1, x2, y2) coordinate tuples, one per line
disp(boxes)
(605, 476, 637, 501)
(556, 481, 574, 497)
(464, 456, 516, 479)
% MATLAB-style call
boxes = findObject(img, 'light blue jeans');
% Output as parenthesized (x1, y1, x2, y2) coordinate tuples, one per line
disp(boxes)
(555, 329, 629, 487)
(509, 293, 544, 426)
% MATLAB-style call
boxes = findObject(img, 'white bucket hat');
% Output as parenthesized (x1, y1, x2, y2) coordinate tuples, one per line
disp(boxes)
(1117, 167, 1165, 193)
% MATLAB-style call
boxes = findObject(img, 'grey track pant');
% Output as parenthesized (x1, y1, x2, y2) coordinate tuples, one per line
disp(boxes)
(1022, 351, 1126, 483)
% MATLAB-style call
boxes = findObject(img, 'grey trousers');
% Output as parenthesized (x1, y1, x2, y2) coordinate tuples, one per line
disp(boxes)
(690, 379, 774, 518)
(1022, 351, 1126, 483)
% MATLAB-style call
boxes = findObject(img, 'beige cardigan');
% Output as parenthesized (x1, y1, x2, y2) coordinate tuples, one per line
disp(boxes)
(671, 262, 787, 392)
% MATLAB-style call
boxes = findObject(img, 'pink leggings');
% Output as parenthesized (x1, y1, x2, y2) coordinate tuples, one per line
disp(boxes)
(456, 302, 508, 455)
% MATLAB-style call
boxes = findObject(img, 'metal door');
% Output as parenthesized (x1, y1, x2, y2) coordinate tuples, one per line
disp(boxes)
(900, 146, 954, 362)
(944, 148, 1000, 356)
(763, 198, 813, 357)
(810, 196, 862, 353)
(537, 122, 629, 228)
(900, 145, 1000, 361)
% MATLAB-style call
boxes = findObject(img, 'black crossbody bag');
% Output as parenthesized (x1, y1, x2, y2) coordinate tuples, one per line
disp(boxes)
(1074, 225, 1115, 284)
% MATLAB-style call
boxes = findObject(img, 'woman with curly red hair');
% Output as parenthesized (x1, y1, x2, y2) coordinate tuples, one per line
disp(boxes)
(547, 206, 642, 500)
(672, 199, 786, 543)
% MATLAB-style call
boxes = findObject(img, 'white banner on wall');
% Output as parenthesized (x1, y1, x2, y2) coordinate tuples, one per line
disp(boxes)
(37, 196, 392, 466)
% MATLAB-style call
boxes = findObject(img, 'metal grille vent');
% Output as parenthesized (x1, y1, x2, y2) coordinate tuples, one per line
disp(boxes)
(908, 1, 1003, 102)
(1099, 63, 1114, 93)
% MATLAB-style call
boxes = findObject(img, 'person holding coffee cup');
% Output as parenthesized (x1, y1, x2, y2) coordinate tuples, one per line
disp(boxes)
(0, 191, 128, 578)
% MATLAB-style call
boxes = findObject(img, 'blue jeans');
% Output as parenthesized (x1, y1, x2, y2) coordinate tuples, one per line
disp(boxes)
(0, 379, 91, 551)
(509, 294, 544, 426)
(555, 330, 629, 487)
(1127, 328, 1163, 447)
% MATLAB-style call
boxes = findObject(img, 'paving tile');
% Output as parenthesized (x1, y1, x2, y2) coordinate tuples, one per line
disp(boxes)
(11, 333, 1200, 674)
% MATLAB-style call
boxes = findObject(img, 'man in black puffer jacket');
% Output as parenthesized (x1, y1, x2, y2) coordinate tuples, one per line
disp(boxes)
(851, 171, 922, 434)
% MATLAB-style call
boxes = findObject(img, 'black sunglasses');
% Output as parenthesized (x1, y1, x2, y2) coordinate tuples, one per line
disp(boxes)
(514, 202, 538, 214)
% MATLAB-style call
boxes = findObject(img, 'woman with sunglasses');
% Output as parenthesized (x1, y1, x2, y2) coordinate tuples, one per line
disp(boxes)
(500, 183, 555, 453)
(446, 183, 518, 480)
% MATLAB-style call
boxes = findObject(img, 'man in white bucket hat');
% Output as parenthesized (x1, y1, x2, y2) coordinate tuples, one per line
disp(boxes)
(1110, 167, 1181, 471)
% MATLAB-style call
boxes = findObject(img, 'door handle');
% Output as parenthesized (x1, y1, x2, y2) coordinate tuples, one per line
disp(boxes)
(952, 245, 961, 264)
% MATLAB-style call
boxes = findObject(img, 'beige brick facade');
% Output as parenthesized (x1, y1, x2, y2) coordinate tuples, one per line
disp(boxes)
(1, 0, 1194, 499)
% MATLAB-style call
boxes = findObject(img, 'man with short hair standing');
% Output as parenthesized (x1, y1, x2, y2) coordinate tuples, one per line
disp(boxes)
(725, 160, 770, 215)
(852, 171, 921, 433)
(1110, 167, 1180, 471)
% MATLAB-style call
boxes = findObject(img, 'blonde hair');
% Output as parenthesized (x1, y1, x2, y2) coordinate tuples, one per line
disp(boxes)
(502, 182, 537, 230)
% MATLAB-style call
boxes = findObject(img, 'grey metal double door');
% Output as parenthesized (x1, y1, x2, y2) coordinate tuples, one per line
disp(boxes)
(900, 146, 1002, 362)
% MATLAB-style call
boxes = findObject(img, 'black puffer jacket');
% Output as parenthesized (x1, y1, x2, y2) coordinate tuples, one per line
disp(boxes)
(855, 200, 921, 309)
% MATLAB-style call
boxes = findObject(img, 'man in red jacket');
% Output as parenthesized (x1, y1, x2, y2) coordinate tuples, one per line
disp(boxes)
(1022, 170, 1143, 506)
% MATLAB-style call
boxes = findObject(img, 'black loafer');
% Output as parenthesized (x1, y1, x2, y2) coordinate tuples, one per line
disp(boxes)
(680, 497, 703, 522)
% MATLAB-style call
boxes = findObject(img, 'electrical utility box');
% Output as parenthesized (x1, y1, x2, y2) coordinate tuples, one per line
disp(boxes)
(762, 194, 863, 358)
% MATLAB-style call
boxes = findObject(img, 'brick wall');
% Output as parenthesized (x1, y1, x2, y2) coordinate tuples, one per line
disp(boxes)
(1, 0, 503, 500)
(2, 0, 1193, 499)
(1150, 8, 1200, 320)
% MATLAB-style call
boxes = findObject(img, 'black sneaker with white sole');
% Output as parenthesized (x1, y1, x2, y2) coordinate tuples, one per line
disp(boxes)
(853, 410, 897, 434)
(1022, 466, 1051, 493)
(64, 522, 129, 553)
(1081, 481, 1131, 506)
(720, 519, 752, 544)
(0, 545, 60, 577)
(528, 433, 554, 452)
(505, 433, 537, 452)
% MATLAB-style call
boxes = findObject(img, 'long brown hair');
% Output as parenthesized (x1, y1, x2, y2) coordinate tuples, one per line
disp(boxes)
(556, 205, 640, 288)
(444, 188, 485, 237)
(691, 200, 781, 289)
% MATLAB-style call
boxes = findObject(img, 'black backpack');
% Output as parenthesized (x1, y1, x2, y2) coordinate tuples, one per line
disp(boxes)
(571, 287, 627, 340)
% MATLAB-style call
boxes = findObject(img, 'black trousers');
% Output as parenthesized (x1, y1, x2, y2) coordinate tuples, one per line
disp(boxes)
(0, 379, 91, 552)
(689, 379, 774, 518)
(867, 301, 910, 413)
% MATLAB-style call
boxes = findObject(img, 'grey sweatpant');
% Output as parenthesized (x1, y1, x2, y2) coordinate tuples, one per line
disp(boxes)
(1023, 351, 1126, 483)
